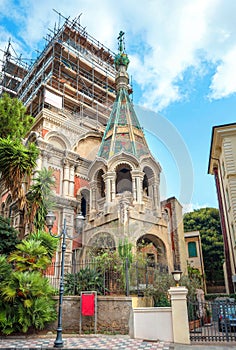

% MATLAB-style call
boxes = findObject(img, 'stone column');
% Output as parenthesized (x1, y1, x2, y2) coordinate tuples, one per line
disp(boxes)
(62, 159, 70, 196)
(110, 172, 116, 201)
(131, 170, 144, 204)
(103, 171, 116, 203)
(41, 150, 47, 168)
(69, 164, 75, 197)
(90, 181, 97, 211)
(168, 286, 190, 344)
(150, 178, 158, 210)
(103, 173, 111, 203)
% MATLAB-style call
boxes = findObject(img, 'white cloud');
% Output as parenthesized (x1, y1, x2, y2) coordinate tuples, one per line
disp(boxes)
(1, 0, 236, 110)
(209, 46, 236, 99)
(182, 202, 215, 214)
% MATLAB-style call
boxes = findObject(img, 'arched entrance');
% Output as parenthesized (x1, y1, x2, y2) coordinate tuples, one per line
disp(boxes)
(137, 234, 168, 269)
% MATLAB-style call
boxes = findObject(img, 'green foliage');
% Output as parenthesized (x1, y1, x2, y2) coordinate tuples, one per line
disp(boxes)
(27, 230, 58, 260)
(92, 250, 122, 271)
(0, 137, 39, 209)
(7, 231, 58, 273)
(183, 207, 224, 285)
(8, 240, 51, 272)
(0, 271, 56, 334)
(0, 255, 12, 286)
(0, 216, 19, 255)
(144, 273, 172, 306)
(144, 272, 202, 306)
(26, 168, 55, 232)
(187, 263, 203, 285)
(118, 238, 133, 292)
(64, 267, 105, 295)
(0, 232, 57, 335)
(118, 238, 133, 266)
(0, 93, 34, 140)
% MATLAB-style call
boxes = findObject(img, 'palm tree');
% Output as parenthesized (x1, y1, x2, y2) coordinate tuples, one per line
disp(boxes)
(26, 167, 55, 232)
(8, 240, 51, 272)
(27, 230, 58, 260)
(0, 270, 57, 334)
(0, 137, 39, 210)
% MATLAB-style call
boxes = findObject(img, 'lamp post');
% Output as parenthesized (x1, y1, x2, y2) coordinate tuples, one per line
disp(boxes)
(171, 270, 183, 287)
(46, 211, 85, 348)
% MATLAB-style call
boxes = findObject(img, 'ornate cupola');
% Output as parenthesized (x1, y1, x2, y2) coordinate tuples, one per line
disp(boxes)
(98, 31, 150, 159)
(88, 32, 161, 224)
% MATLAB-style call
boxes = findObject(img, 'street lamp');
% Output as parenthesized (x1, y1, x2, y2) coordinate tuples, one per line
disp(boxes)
(46, 211, 85, 348)
(171, 270, 183, 287)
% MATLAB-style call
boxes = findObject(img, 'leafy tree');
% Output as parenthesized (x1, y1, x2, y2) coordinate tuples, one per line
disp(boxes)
(0, 216, 19, 255)
(183, 207, 224, 286)
(0, 93, 34, 140)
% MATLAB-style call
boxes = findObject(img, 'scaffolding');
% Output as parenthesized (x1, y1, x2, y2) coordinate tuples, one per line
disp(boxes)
(0, 40, 29, 97)
(0, 12, 116, 126)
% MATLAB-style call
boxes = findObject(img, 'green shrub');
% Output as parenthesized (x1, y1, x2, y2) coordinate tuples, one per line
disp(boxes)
(0, 231, 58, 335)
(64, 267, 105, 295)
(0, 271, 56, 334)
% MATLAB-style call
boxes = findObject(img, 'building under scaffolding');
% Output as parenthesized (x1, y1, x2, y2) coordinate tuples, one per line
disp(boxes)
(0, 14, 117, 237)
(1, 14, 116, 126)
(0, 13, 189, 286)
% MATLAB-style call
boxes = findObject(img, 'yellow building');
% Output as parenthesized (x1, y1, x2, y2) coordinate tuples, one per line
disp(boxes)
(184, 231, 206, 292)
(208, 123, 236, 294)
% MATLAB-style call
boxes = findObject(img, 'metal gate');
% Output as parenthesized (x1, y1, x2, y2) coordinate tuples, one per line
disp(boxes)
(188, 298, 236, 342)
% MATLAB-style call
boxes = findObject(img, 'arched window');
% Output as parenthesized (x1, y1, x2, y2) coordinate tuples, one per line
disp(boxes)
(142, 166, 154, 198)
(143, 173, 149, 196)
(97, 169, 105, 198)
(81, 195, 87, 217)
(78, 189, 90, 217)
(116, 164, 132, 193)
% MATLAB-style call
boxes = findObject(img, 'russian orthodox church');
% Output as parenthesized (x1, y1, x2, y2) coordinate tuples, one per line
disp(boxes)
(78, 33, 187, 273)
(0, 22, 187, 274)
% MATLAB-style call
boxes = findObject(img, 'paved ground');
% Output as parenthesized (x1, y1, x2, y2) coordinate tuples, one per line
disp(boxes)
(1, 335, 236, 349)
(0, 335, 172, 350)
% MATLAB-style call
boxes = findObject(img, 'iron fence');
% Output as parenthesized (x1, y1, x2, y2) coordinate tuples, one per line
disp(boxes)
(188, 298, 236, 342)
(44, 260, 169, 296)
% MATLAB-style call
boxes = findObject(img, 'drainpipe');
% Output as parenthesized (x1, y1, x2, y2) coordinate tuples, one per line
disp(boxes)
(213, 166, 234, 294)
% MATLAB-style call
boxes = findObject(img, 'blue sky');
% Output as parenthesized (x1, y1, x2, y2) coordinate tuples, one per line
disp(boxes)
(1, 0, 236, 211)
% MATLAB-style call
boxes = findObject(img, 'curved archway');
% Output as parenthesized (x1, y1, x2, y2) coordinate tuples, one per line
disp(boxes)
(137, 234, 167, 268)
(44, 131, 71, 150)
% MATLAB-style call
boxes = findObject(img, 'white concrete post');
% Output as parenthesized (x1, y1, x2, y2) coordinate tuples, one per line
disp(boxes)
(168, 286, 190, 344)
